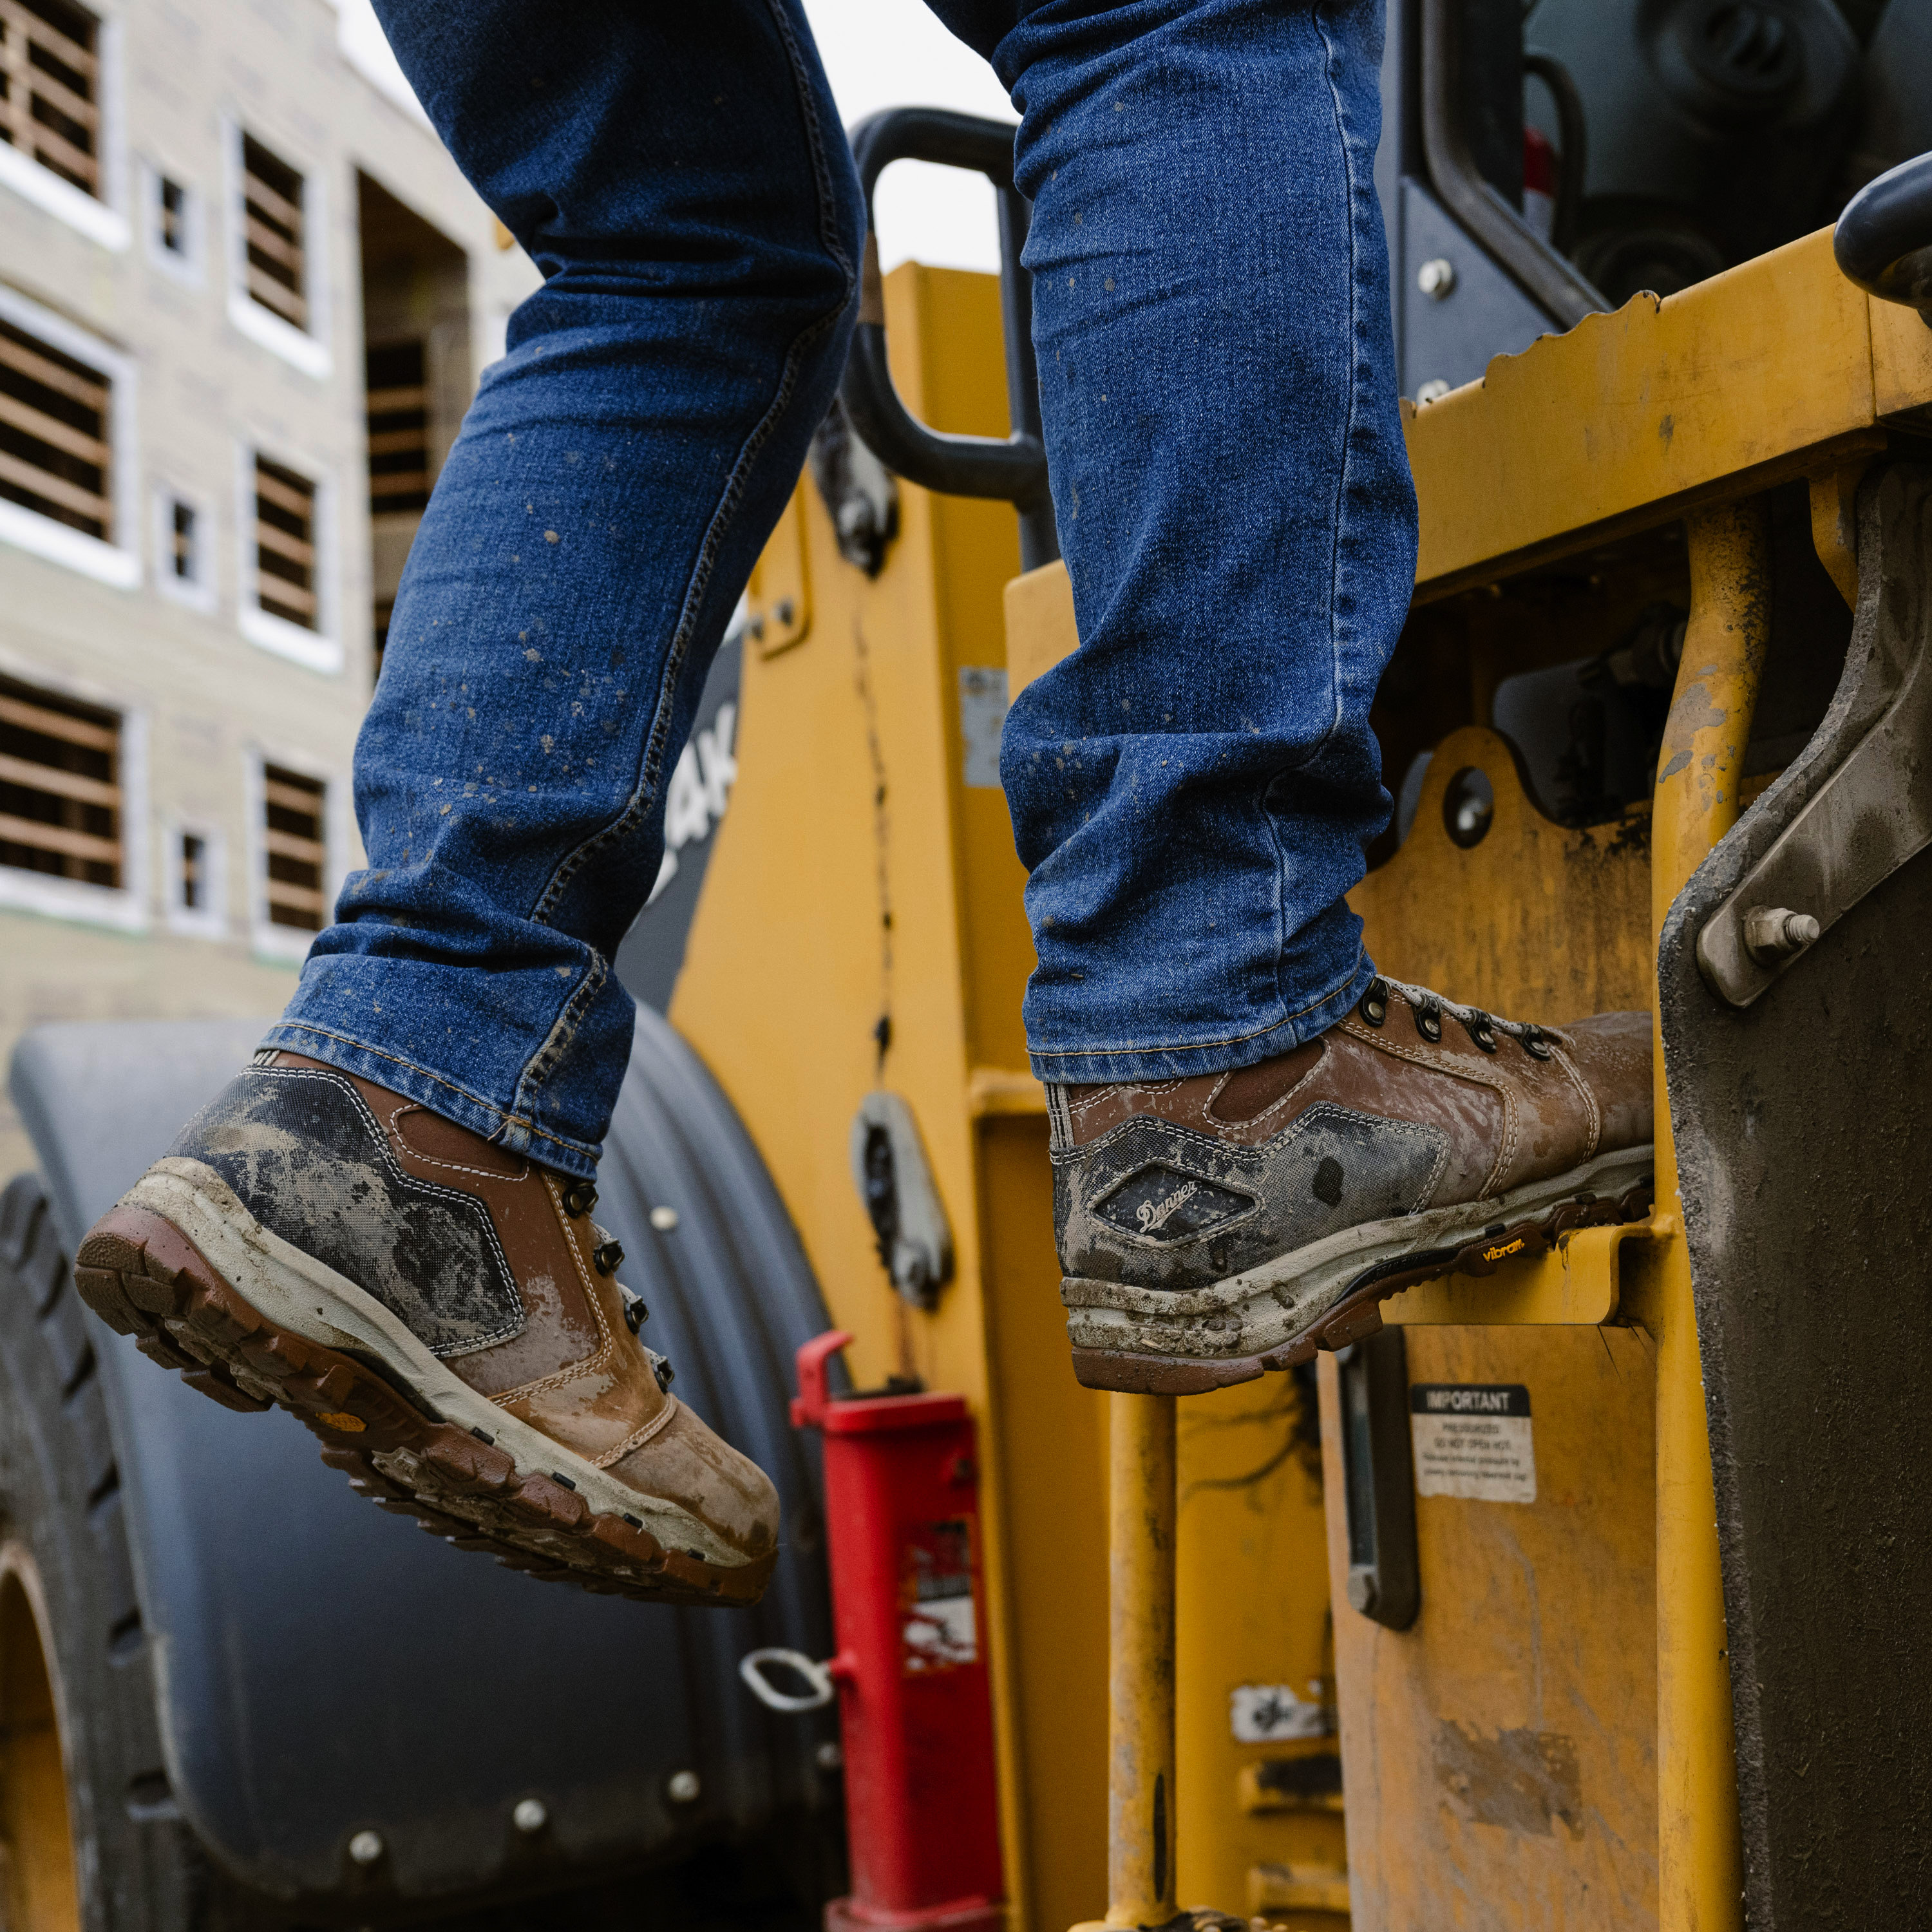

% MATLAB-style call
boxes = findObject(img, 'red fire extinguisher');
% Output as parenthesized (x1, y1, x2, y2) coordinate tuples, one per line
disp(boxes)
(750, 1330, 1006, 1932)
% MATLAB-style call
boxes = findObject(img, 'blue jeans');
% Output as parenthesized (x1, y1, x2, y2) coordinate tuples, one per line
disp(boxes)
(265, 0, 1416, 1179)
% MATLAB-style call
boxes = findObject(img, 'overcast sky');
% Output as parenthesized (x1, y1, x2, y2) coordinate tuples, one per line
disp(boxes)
(337, 0, 1013, 275)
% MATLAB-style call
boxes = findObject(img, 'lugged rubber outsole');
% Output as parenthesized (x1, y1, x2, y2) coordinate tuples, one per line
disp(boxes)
(1068, 1176, 1655, 1395)
(73, 1204, 775, 1607)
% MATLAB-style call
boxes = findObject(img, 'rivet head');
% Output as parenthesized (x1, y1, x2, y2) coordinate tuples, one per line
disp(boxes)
(1417, 256, 1456, 299)
(815, 1741, 844, 1772)
(347, 1830, 384, 1866)
(649, 1205, 679, 1232)
(513, 1797, 548, 1834)
(667, 1769, 702, 1804)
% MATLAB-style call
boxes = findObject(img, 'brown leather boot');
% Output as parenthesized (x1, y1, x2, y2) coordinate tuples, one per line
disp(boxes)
(1050, 978, 1654, 1394)
(71, 1052, 777, 1604)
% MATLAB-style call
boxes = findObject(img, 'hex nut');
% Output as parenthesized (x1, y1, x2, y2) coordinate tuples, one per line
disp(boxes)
(667, 1769, 702, 1804)
(1417, 256, 1457, 299)
(1743, 905, 1821, 963)
(347, 1830, 384, 1866)
(513, 1798, 548, 1835)
(649, 1205, 680, 1232)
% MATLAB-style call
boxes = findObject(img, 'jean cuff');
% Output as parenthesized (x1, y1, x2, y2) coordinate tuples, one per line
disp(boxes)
(257, 1019, 603, 1180)
(1024, 951, 1379, 1086)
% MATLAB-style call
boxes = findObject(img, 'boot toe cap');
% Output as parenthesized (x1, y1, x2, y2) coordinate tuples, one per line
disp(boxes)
(608, 1398, 780, 1562)
(1559, 1010, 1654, 1150)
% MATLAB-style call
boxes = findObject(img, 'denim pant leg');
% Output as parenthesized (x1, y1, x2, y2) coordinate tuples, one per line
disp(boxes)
(944, 0, 1417, 1085)
(263, 1, 862, 1177)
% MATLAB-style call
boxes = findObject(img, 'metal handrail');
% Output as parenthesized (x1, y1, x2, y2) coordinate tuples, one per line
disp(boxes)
(839, 107, 1059, 571)
(1420, 0, 1607, 330)
(1835, 151, 1932, 325)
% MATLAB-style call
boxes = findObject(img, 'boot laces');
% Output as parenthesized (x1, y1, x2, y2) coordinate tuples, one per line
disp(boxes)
(1363, 977, 1555, 1060)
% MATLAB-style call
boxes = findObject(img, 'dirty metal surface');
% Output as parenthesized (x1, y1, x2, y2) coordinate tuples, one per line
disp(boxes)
(1659, 465, 1932, 1932)
(1698, 469, 1932, 1005)
(1334, 737, 1660, 1929)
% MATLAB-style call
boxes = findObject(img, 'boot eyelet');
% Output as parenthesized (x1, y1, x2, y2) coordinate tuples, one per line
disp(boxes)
(1416, 1006, 1443, 1043)
(1464, 1016, 1499, 1054)
(1359, 980, 1388, 1027)
(1521, 1027, 1554, 1061)
(563, 1180, 598, 1218)
(591, 1238, 625, 1274)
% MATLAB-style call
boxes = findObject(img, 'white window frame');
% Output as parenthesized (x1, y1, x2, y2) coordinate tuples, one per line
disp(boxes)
(161, 814, 225, 938)
(222, 117, 331, 380)
(0, 642, 148, 934)
(235, 437, 341, 674)
(138, 158, 204, 285)
(151, 480, 216, 612)
(0, 282, 138, 589)
(0, 6, 129, 252)
(243, 744, 346, 963)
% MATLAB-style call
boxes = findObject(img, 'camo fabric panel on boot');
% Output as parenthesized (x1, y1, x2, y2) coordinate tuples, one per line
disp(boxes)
(1056, 1103, 1448, 1293)
(167, 1065, 524, 1356)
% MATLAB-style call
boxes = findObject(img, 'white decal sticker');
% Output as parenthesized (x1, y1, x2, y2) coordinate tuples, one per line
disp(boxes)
(1410, 1383, 1536, 1504)
(1229, 1682, 1331, 1743)
(958, 665, 1009, 790)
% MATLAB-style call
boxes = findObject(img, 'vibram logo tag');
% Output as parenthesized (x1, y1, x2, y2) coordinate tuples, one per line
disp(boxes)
(317, 1410, 365, 1432)
(1482, 1237, 1526, 1264)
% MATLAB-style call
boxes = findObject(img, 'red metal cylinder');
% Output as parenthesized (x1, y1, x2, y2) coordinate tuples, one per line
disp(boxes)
(791, 1331, 1005, 1932)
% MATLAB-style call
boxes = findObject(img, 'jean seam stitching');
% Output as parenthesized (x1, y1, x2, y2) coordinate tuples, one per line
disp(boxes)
(507, 0, 857, 1128)
(263, 1020, 600, 1160)
(1030, 949, 1367, 1061)
(522, 0, 854, 941)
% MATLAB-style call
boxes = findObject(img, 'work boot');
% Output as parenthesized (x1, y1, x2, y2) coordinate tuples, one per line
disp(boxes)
(71, 1052, 779, 1604)
(1050, 980, 1653, 1394)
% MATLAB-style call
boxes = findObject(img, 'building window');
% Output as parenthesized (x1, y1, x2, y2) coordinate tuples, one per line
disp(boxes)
(365, 339, 430, 516)
(178, 828, 204, 907)
(372, 594, 393, 685)
(0, 672, 119, 889)
(0, 0, 100, 200)
(260, 763, 325, 933)
(142, 166, 202, 280)
(240, 135, 307, 332)
(158, 175, 187, 252)
(252, 454, 316, 630)
(0, 313, 111, 542)
(167, 496, 196, 580)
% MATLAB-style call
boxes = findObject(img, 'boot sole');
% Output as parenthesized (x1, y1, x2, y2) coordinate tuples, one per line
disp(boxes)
(73, 1161, 775, 1607)
(1066, 1144, 1654, 1396)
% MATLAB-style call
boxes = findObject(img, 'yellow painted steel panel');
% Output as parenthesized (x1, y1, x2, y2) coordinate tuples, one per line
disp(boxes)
(1408, 229, 1877, 593)
(672, 263, 1104, 1932)
(1177, 1384, 1345, 1917)
(1321, 1327, 1660, 1931)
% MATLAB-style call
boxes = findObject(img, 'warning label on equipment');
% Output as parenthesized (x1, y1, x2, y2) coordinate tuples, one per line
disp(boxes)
(1409, 1383, 1536, 1504)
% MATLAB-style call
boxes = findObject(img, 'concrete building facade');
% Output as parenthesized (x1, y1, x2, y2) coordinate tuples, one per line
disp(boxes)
(0, 0, 537, 1180)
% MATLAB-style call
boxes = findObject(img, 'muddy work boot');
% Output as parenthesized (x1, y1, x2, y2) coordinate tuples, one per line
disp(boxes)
(1050, 980, 1654, 1394)
(72, 1052, 778, 1604)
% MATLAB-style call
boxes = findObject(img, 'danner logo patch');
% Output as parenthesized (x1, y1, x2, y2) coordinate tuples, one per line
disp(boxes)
(1138, 1178, 1198, 1232)
(1097, 1162, 1254, 1243)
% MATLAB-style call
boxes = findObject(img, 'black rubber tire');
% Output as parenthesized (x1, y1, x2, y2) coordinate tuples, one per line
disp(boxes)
(0, 1172, 842, 1932)
(0, 1171, 251, 1931)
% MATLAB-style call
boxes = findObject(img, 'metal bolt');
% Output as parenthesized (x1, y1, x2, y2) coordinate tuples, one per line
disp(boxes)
(1415, 378, 1452, 405)
(667, 1769, 702, 1804)
(512, 1798, 548, 1834)
(1743, 905, 1820, 963)
(649, 1205, 679, 1232)
(1417, 256, 1457, 299)
(1345, 1570, 1379, 1615)
(816, 1739, 844, 1771)
(347, 1830, 384, 1866)
(775, 598, 797, 626)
